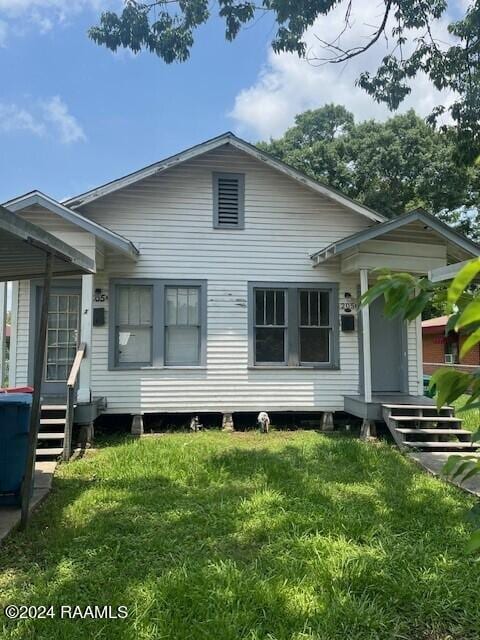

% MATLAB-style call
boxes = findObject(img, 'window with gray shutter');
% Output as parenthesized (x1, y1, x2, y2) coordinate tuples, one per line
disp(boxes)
(213, 172, 245, 228)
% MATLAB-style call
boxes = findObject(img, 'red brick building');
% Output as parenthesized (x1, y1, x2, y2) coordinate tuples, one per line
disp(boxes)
(422, 315, 480, 375)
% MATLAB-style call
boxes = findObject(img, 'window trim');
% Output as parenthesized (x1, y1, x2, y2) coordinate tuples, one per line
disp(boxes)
(248, 281, 339, 369)
(212, 172, 245, 229)
(109, 278, 207, 370)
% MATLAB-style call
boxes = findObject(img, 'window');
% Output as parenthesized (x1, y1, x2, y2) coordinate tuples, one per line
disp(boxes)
(115, 285, 153, 366)
(254, 289, 286, 363)
(110, 279, 206, 369)
(299, 290, 330, 364)
(445, 332, 459, 364)
(213, 172, 245, 228)
(250, 283, 339, 368)
(165, 287, 201, 365)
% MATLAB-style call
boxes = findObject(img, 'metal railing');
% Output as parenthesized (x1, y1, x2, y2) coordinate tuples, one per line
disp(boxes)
(63, 342, 86, 461)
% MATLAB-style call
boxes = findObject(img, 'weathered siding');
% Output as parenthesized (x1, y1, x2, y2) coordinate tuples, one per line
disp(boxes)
(13, 280, 30, 387)
(10, 144, 422, 411)
(17, 206, 96, 261)
(74, 144, 411, 414)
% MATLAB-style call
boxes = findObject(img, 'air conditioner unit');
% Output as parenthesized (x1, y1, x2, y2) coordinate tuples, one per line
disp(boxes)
(444, 353, 454, 364)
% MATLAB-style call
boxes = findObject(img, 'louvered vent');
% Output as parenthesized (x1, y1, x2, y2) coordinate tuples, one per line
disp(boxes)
(214, 173, 244, 228)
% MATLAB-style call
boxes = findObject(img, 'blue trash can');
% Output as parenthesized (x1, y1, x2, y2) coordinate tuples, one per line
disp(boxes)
(0, 393, 32, 506)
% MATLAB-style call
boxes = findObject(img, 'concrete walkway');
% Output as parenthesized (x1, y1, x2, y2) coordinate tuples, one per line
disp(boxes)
(409, 451, 480, 496)
(0, 461, 56, 544)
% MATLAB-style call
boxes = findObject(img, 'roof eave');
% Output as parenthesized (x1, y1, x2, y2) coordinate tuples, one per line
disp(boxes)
(3, 191, 139, 261)
(310, 210, 480, 264)
(62, 132, 386, 224)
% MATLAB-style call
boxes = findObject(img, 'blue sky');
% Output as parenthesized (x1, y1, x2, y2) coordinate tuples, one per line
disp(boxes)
(0, 4, 276, 202)
(0, 1, 461, 204)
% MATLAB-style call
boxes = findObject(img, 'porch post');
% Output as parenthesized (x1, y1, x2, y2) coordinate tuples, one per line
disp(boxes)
(21, 253, 53, 529)
(0, 282, 7, 386)
(360, 269, 372, 403)
(77, 274, 93, 404)
(415, 287, 423, 395)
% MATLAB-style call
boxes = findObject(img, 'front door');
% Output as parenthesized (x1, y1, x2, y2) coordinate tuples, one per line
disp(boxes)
(33, 283, 81, 397)
(369, 295, 407, 393)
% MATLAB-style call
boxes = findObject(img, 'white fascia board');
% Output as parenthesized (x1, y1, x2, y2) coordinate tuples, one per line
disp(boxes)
(4, 191, 139, 260)
(62, 133, 386, 224)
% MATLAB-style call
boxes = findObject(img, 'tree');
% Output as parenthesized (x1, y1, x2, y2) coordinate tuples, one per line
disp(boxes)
(362, 260, 480, 552)
(259, 105, 480, 235)
(89, 1, 480, 159)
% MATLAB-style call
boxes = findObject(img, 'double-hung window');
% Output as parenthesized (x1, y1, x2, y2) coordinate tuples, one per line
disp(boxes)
(115, 285, 153, 366)
(165, 287, 201, 365)
(250, 282, 338, 368)
(110, 279, 206, 369)
(299, 289, 331, 364)
(254, 289, 287, 364)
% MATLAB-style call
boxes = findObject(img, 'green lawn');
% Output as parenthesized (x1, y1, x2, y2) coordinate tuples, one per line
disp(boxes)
(1, 431, 480, 640)
(452, 395, 480, 432)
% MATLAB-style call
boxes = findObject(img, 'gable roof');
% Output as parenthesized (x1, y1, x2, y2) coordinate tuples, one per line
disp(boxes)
(311, 209, 480, 265)
(0, 204, 94, 281)
(62, 132, 386, 223)
(2, 191, 139, 260)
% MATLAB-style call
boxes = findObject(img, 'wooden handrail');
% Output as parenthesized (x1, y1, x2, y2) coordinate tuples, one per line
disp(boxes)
(67, 342, 86, 388)
(63, 342, 86, 462)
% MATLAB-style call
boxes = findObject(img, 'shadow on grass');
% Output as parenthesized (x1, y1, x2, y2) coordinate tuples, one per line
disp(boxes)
(0, 433, 479, 640)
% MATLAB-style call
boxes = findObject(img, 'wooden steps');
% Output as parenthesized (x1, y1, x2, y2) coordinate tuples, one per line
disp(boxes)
(36, 447, 64, 457)
(382, 403, 479, 452)
(389, 415, 461, 423)
(396, 428, 471, 435)
(35, 404, 68, 461)
(403, 442, 477, 450)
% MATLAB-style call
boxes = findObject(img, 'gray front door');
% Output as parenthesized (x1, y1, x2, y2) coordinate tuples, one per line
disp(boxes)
(32, 282, 81, 397)
(369, 296, 407, 393)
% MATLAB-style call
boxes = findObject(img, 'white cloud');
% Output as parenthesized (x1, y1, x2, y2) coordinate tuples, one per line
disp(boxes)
(0, 96, 85, 143)
(43, 95, 86, 144)
(0, 0, 118, 36)
(230, 2, 459, 139)
(0, 103, 46, 136)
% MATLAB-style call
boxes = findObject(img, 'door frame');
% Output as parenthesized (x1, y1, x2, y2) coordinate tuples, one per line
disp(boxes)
(357, 293, 409, 395)
(29, 279, 82, 397)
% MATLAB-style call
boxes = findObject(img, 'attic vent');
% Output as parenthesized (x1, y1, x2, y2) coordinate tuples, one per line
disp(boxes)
(213, 172, 245, 229)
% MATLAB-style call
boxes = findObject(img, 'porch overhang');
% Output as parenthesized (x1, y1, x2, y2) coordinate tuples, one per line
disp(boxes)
(3, 191, 139, 262)
(311, 209, 480, 274)
(0, 205, 95, 281)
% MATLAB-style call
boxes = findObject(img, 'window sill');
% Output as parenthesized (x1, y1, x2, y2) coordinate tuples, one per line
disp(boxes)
(248, 365, 340, 371)
(109, 365, 207, 371)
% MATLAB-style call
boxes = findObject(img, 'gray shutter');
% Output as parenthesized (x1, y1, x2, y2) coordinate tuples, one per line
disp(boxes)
(213, 173, 245, 228)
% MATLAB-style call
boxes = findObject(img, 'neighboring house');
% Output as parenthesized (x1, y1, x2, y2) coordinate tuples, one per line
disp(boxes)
(2, 132, 480, 434)
(422, 315, 480, 375)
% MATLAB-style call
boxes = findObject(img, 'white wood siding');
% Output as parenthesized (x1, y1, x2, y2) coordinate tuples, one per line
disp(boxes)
(77, 144, 389, 413)
(11, 144, 421, 411)
(13, 280, 30, 387)
(17, 206, 97, 261)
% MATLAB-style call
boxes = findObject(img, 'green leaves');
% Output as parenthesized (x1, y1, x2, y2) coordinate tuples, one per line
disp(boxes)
(360, 271, 434, 322)
(448, 258, 480, 306)
(429, 368, 472, 409)
(466, 530, 480, 554)
(90, 2, 480, 156)
(460, 328, 480, 359)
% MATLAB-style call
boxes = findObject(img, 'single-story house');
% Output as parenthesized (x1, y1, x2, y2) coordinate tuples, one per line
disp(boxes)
(2, 132, 480, 443)
(422, 315, 480, 375)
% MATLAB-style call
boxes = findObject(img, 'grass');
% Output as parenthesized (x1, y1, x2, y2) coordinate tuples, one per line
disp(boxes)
(452, 395, 480, 432)
(1, 431, 480, 640)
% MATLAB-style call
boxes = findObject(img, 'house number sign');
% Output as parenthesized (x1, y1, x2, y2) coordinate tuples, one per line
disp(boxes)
(94, 289, 108, 303)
